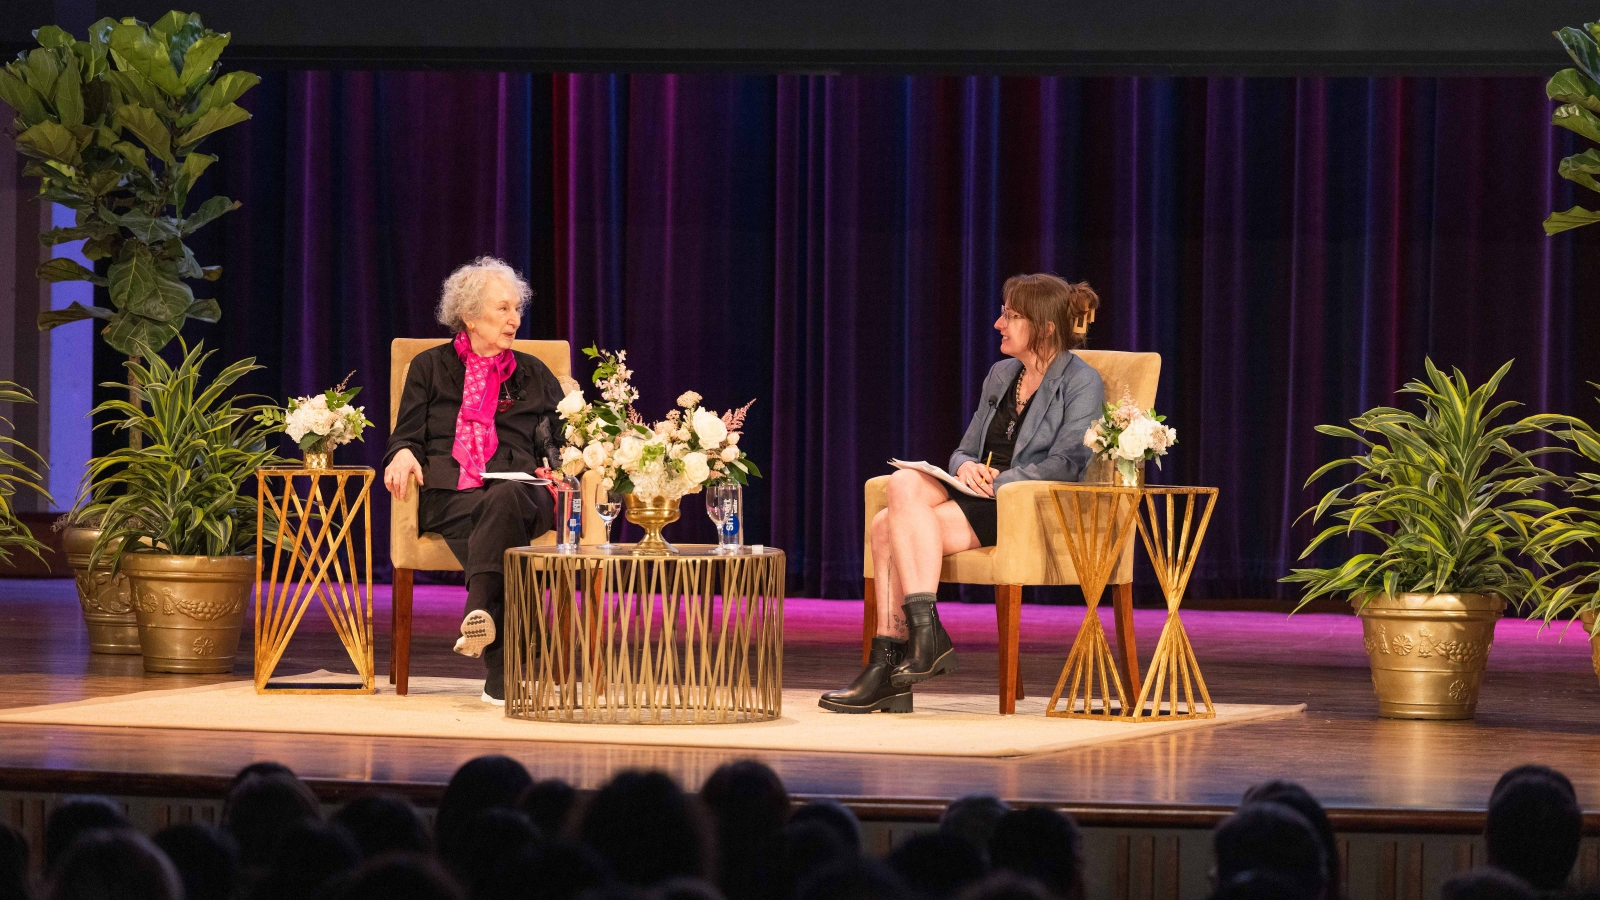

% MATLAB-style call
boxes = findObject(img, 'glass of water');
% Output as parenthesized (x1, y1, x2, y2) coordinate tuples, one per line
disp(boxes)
(706, 483, 742, 553)
(595, 490, 623, 551)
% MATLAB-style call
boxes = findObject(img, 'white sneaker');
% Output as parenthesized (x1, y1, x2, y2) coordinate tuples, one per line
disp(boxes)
(480, 691, 506, 707)
(452, 609, 496, 658)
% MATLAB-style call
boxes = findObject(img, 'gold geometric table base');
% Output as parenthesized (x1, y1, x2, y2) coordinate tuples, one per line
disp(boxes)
(504, 544, 785, 724)
(253, 465, 376, 694)
(1046, 483, 1219, 721)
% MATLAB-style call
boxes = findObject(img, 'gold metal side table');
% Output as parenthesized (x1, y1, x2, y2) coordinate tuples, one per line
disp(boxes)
(253, 464, 376, 694)
(1045, 483, 1219, 720)
(504, 544, 785, 724)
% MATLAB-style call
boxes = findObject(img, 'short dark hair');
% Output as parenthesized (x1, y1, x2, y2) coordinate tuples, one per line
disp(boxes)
(788, 800, 861, 854)
(152, 823, 240, 900)
(222, 772, 321, 871)
(1240, 781, 1339, 896)
(47, 830, 182, 900)
(580, 770, 714, 887)
(1484, 774, 1581, 890)
(44, 797, 129, 874)
(1213, 802, 1326, 899)
(988, 807, 1084, 900)
(888, 831, 988, 899)
(332, 793, 432, 859)
(940, 795, 1011, 863)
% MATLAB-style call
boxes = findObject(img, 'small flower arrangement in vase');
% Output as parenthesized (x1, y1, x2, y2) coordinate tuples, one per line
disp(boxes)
(555, 346, 761, 552)
(259, 372, 374, 469)
(1083, 391, 1177, 487)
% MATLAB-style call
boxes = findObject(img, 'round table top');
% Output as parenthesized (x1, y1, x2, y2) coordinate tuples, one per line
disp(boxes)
(508, 543, 783, 560)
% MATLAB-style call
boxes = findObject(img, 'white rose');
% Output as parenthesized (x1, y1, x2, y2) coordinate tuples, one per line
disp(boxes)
(600, 476, 614, 491)
(582, 443, 608, 469)
(683, 451, 710, 485)
(560, 445, 584, 465)
(726, 432, 739, 446)
(1083, 426, 1100, 450)
(1117, 423, 1151, 460)
(614, 436, 644, 466)
(691, 408, 727, 446)
(675, 427, 691, 443)
(307, 394, 328, 409)
(556, 390, 586, 417)
(677, 391, 701, 408)
(721, 446, 739, 462)
(668, 444, 686, 460)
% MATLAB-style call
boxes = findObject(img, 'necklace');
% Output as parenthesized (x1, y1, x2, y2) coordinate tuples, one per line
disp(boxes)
(1006, 374, 1028, 440)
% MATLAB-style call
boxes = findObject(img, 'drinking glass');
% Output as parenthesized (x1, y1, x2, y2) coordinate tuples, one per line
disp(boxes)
(706, 485, 728, 552)
(595, 490, 623, 550)
(707, 483, 742, 553)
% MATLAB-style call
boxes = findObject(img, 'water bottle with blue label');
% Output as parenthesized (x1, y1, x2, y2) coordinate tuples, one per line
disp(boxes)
(707, 483, 742, 553)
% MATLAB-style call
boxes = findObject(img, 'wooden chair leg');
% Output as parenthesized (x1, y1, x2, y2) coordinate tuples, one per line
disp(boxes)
(1112, 581, 1140, 701)
(995, 585, 1022, 715)
(392, 568, 413, 696)
(862, 577, 878, 665)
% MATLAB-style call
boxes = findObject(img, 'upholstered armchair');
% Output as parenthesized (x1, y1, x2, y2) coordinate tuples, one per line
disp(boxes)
(387, 338, 601, 695)
(860, 349, 1162, 714)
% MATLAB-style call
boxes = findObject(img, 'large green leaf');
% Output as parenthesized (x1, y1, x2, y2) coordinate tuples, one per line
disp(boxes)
(125, 270, 193, 321)
(1554, 103, 1600, 145)
(104, 69, 171, 116)
(112, 140, 150, 176)
(181, 195, 239, 234)
(116, 208, 181, 243)
(178, 151, 214, 190)
(1558, 26, 1600, 84)
(185, 71, 258, 126)
(180, 33, 229, 88)
(13, 121, 80, 165)
(178, 102, 249, 147)
(101, 310, 181, 357)
(35, 257, 105, 285)
(0, 69, 47, 124)
(1544, 205, 1600, 234)
(108, 241, 157, 311)
(108, 22, 184, 98)
(34, 25, 74, 49)
(152, 12, 204, 65)
(1559, 149, 1600, 193)
(184, 297, 221, 323)
(1548, 68, 1600, 115)
(38, 302, 114, 330)
(114, 103, 172, 163)
(52, 52, 83, 127)
(21, 48, 61, 100)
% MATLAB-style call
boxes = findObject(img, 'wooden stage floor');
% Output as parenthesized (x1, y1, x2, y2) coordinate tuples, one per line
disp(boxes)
(1, 578, 1597, 832)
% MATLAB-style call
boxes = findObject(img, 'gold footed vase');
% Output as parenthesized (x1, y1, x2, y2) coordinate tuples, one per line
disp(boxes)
(123, 553, 255, 674)
(624, 494, 681, 555)
(62, 526, 140, 655)
(1356, 592, 1504, 720)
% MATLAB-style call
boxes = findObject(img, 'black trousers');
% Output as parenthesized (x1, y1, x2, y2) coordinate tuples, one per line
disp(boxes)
(419, 481, 555, 675)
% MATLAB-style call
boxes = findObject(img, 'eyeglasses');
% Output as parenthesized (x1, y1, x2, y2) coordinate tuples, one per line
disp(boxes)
(1000, 306, 1025, 321)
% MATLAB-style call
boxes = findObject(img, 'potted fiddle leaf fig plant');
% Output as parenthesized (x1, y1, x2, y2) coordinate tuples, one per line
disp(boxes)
(1544, 17, 1600, 234)
(0, 12, 258, 650)
(86, 343, 283, 673)
(1282, 360, 1580, 719)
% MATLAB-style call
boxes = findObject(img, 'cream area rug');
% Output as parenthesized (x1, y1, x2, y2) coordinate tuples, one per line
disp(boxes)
(0, 672, 1304, 759)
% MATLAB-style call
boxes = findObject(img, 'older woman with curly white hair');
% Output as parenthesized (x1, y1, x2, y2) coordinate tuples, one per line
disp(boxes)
(383, 256, 565, 705)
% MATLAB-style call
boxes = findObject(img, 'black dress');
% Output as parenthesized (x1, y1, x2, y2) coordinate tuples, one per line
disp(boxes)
(944, 370, 1036, 547)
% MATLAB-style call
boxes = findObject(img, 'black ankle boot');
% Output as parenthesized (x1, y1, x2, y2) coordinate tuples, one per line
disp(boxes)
(890, 595, 957, 686)
(819, 637, 913, 714)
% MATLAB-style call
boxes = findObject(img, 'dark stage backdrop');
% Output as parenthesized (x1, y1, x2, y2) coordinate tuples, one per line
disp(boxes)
(168, 72, 1600, 600)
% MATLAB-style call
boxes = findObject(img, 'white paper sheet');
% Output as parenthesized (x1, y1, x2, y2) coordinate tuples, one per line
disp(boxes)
(888, 458, 986, 498)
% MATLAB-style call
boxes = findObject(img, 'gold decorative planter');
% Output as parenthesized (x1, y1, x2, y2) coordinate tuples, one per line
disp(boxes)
(1356, 592, 1504, 720)
(62, 526, 139, 655)
(624, 494, 681, 555)
(1582, 610, 1599, 688)
(1085, 456, 1145, 488)
(123, 553, 255, 674)
(303, 450, 331, 470)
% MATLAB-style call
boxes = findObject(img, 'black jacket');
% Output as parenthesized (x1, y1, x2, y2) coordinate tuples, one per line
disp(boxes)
(384, 343, 566, 491)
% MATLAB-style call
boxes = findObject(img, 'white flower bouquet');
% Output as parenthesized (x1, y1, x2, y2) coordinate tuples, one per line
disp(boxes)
(555, 346, 761, 501)
(1083, 390, 1177, 484)
(259, 373, 373, 455)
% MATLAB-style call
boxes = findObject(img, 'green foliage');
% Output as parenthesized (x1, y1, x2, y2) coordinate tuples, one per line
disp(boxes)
(86, 342, 284, 568)
(1546, 21, 1600, 234)
(1520, 390, 1600, 627)
(0, 383, 53, 565)
(1281, 360, 1586, 612)
(1, 14, 257, 356)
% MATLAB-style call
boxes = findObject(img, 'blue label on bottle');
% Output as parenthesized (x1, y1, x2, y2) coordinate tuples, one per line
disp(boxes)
(724, 513, 739, 537)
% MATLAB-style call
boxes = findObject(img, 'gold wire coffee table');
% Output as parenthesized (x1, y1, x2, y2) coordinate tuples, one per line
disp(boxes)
(503, 544, 785, 724)
(253, 465, 376, 694)
(1046, 484, 1218, 721)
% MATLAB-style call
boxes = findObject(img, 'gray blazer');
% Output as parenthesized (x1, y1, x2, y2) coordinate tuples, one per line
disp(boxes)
(948, 352, 1105, 489)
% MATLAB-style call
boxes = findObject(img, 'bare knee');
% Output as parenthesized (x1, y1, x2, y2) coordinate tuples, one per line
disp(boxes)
(885, 469, 935, 510)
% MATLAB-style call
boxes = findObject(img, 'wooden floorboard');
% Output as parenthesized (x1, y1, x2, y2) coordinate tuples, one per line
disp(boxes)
(1, 579, 1597, 830)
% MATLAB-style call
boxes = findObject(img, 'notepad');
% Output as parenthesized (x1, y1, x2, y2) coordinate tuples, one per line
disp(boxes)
(481, 471, 550, 484)
(888, 459, 986, 498)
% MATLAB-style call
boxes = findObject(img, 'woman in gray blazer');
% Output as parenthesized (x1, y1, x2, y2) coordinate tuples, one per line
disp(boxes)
(821, 274, 1106, 714)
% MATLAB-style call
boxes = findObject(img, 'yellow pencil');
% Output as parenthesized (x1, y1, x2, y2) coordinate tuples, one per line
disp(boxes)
(984, 452, 993, 469)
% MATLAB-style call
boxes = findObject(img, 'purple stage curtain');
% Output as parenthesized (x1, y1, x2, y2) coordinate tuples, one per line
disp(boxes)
(170, 72, 1600, 599)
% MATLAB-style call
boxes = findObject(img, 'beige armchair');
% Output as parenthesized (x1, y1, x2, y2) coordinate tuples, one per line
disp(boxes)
(861, 349, 1162, 714)
(387, 338, 601, 695)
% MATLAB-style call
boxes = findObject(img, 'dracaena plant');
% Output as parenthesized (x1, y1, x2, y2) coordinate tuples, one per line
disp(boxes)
(0, 13, 257, 355)
(0, 382, 52, 565)
(1544, 19, 1600, 234)
(1281, 360, 1583, 612)
(1521, 399, 1600, 627)
(86, 342, 284, 569)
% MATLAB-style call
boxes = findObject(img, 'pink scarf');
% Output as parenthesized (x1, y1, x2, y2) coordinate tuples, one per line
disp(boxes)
(452, 331, 516, 490)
